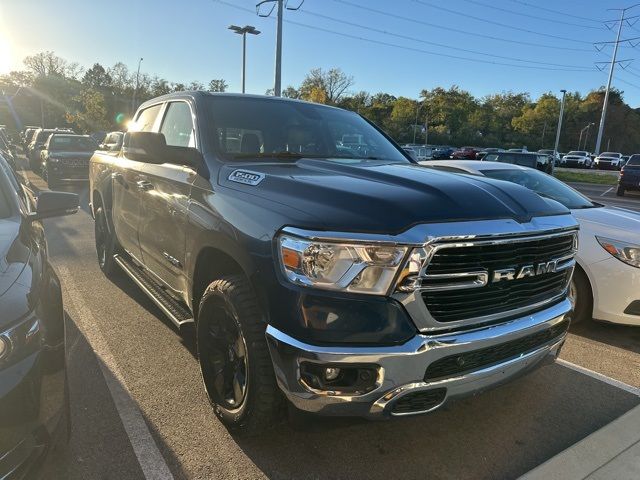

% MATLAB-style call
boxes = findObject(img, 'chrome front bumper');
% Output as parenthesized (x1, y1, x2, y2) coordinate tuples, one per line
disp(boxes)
(266, 299, 571, 418)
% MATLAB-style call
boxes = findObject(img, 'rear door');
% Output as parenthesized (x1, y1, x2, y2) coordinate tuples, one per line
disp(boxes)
(111, 103, 163, 262)
(137, 100, 196, 294)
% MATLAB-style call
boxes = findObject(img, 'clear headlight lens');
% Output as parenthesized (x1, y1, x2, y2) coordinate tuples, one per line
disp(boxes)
(278, 234, 408, 294)
(0, 336, 8, 360)
(596, 236, 640, 268)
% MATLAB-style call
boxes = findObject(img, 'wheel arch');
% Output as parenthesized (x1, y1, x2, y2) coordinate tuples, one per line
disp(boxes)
(573, 260, 595, 316)
(190, 243, 268, 324)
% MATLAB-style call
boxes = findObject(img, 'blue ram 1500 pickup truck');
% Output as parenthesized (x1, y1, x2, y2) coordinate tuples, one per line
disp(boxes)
(90, 92, 578, 434)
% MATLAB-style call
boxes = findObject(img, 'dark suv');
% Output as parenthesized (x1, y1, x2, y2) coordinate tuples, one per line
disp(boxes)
(618, 154, 640, 196)
(41, 134, 98, 188)
(27, 128, 74, 172)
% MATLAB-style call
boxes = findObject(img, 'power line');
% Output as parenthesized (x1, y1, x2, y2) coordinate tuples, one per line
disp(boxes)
(215, 0, 597, 72)
(410, 0, 599, 45)
(459, 0, 604, 30)
(331, 0, 593, 52)
(298, 7, 593, 69)
(506, 0, 602, 24)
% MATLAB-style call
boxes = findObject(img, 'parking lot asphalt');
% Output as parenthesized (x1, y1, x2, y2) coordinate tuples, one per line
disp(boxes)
(567, 181, 640, 212)
(16, 160, 639, 480)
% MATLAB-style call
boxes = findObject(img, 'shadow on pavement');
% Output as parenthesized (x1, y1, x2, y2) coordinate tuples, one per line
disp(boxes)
(232, 364, 640, 480)
(42, 312, 189, 480)
(570, 320, 640, 355)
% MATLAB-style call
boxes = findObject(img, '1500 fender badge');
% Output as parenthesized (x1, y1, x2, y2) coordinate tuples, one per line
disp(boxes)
(228, 170, 265, 186)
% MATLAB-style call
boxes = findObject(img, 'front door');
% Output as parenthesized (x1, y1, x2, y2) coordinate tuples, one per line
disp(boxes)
(137, 101, 197, 295)
(111, 103, 164, 262)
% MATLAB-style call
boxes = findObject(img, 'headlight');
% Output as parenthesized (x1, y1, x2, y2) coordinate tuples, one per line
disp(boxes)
(277, 234, 408, 295)
(596, 236, 640, 268)
(0, 336, 8, 361)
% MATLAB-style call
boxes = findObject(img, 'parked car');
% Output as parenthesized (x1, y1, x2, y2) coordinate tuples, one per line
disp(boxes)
(450, 146, 480, 159)
(22, 127, 39, 153)
(431, 146, 455, 159)
(27, 128, 74, 172)
(90, 92, 577, 434)
(561, 151, 592, 169)
(423, 159, 640, 326)
(621, 155, 630, 167)
(594, 152, 624, 170)
(0, 133, 17, 171)
(475, 147, 502, 160)
(0, 155, 79, 477)
(482, 151, 553, 174)
(538, 149, 561, 166)
(41, 134, 98, 189)
(99, 131, 124, 154)
(402, 144, 432, 161)
(617, 154, 640, 196)
(507, 147, 528, 153)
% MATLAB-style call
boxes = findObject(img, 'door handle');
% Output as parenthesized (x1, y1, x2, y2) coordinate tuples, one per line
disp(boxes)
(136, 180, 154, 191)
(112, 172, 128, 190)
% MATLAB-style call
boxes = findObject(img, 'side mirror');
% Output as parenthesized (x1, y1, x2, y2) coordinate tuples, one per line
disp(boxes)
(98, 143, 106, 150)
(123, 131, 168, 163)
(29, 191, 79, 222)
(124, 131, 202, 169)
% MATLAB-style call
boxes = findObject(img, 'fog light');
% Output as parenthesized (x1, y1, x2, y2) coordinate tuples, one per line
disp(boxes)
(325, 367, 340, 381)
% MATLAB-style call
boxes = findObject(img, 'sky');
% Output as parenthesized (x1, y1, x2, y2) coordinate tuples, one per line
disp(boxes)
(2, 0, 640, 105)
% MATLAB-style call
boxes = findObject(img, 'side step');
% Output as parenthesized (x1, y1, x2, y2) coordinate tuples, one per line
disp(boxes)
(114, 254, 194, 328)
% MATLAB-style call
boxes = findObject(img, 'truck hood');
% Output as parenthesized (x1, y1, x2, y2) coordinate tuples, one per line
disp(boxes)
(219, 159, 569, 233)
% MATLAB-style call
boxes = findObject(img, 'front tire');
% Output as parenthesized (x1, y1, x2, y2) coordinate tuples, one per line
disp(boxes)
(94, 206, 121, 277)
(197, 275, 284, 436)
(569, 267, 592, 324)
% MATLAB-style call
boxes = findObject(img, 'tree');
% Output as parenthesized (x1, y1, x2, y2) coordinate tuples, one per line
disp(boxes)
(67, 88, 110, 132)
(23, 51, 69, 77)
(82, 63, 112, 90)
(299, 68, 354, 104)
(208, 79, 228, 92)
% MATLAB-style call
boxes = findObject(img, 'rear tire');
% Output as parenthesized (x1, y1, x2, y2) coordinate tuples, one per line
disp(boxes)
(617, 186, 625, 196)
(197, 275, 284, 436)
(569, 267, 592, 324)
(94, 206, 121, 277)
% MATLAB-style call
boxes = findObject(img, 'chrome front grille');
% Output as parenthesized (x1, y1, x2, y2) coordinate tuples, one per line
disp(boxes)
(396, 231, 577, 330)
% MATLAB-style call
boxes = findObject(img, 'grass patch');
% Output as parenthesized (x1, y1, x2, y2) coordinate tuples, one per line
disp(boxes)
(554, 170, 618, 185)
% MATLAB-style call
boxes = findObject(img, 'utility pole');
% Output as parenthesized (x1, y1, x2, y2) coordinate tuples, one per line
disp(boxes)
(424, 114, 428, 145)
(131, 57, 143, 115)
(256, 0, 302, 97)
(553, 89, 566, 156)
(229, 25, 261, 93)
(541, 121, 547, 148)
(593, 4, 639, 155)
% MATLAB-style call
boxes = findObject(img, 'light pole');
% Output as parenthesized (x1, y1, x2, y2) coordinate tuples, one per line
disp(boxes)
(413, 102, 423, 144)
(579, 122, 594, 150)
(131, 57, 143, 115)
(229, 25, 261, 94)
(553, 89, 567, 157)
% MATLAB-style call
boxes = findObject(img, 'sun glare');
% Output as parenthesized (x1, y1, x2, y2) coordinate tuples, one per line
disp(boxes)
(0, 32, 13, 74)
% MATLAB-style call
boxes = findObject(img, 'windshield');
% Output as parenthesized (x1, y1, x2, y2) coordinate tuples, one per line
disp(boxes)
(482, 168, 595, 209)
(206, 97, 409, 163)
(567, 151, 587, 156)
(627, 155, 640, 166)
(50, 135, 98, 152)
(601, 152, 620, 157)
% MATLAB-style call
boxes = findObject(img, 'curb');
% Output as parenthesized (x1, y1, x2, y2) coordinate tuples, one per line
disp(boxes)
(520, 403, 640, 480)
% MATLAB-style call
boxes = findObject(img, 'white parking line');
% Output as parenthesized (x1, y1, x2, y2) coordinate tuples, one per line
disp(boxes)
(556, 358, 640, 396)
(57, 265, 175, 480)
(600, 187, 614, 196)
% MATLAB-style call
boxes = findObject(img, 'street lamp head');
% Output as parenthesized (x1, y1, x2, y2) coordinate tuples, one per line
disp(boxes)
(560, 89, 567, 94)
(228, 25, 261, 35)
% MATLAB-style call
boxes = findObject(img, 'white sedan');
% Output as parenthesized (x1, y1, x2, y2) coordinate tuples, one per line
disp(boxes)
(422, 160, 640, 326)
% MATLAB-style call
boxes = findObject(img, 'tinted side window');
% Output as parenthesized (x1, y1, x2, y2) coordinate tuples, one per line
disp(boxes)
(135, 104, 163, 132)
(160, 102, 195, 148)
